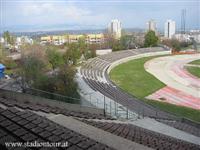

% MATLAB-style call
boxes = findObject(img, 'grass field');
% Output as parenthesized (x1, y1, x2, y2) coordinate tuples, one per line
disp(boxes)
(187, 59, 200, 78)
(109, 55, 200, 122)
(189, 59, 200, 65)
(186, 66, 200, 78)
(147, 100, 200, 122)
(110, 56, 166, 99)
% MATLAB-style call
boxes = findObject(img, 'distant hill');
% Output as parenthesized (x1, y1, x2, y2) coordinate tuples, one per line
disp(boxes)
(0, 28, 145, 39)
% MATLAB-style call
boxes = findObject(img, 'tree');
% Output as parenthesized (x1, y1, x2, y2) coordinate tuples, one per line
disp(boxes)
(0, 43, 17, 69)
(112, 40, 124, 51)
(120, 35, 136, 49)
(21, 44, 47, 62)
(64, 43, 81, 65)
(19, 55, 46, 91)
(78, 37, 87, 54)
(46, 47, 64, 70)
(171, 40, 181, 52)
(144, 30, 158, 47)
(0, 44, 4, 62)
(17, 43, 80, 99)
(55, 65, 78, 97)
(162, 39, 181, 52)
(3, 31, 16, 45)
(19, 44, 47, 89)
(3, 31, 11, 45)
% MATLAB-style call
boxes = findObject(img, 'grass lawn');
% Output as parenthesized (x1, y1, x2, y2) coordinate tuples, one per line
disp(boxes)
(109, 55, 200, 122)
(189, 59, 200, 65)
(186, 66, 200, 78)
(109, 56, 166, 99)
(4, 68, 19, 76)
(180, 45, 193, 50)
(146, 100, 200, 122)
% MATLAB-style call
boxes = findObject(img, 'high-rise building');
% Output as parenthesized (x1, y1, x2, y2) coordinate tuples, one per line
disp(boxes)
(108, 19, 122, 39)
(164, 20, 176, 39)
(147, 19, 156, 32)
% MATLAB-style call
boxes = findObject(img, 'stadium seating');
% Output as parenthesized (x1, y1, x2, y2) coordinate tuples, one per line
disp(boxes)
(0, 107, 114, 150)
(80, 47, 200, 137)
(156, 119, 200, 137)
(81, 119, 200, 150)
(81, 69, 177, 120)
(1, 47, 199, 150)
(0, 95, 199, 150)
(0, 97, 113, 120)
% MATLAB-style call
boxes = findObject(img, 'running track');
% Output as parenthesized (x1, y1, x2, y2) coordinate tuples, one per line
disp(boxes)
(146, 54, 200, 110)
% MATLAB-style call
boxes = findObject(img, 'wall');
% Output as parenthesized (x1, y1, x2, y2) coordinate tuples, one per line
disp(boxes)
(96, 49, 112, 56)
(107, 51, 171, 74)
(0, 89, 104, 115)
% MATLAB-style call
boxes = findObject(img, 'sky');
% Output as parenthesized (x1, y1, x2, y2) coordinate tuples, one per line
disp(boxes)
(0, 0, 199, 32)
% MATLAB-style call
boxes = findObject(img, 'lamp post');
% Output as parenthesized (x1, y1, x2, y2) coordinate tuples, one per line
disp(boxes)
(104, 94, 106, 117)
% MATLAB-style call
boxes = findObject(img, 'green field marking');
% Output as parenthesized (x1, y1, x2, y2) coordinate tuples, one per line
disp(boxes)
(147, 100, 200, 122)
(109, 56, 166, 99)
(109, 55, 200, 122)
(186, 66, 200, 78)
(189, 59, 200, 65)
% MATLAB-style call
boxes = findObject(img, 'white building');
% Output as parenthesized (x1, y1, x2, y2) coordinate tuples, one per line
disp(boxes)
(0, 37, 4, 43)
(192, 34, 200, 43)
(96, 49, 112, 56)
(16, 36, 33, 46)
(164, 20, 176, 39)
(173, 34, 191, 42)
(147, 19, 156, 32)
(108, 19, 122, 39)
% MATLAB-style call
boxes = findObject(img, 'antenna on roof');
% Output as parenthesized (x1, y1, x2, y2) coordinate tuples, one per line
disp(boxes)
(181, 9, 186, 34)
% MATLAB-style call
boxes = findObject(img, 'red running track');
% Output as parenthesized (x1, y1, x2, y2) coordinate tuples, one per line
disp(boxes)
(171, 60, 200, 88)
(148, 86, 200, 110)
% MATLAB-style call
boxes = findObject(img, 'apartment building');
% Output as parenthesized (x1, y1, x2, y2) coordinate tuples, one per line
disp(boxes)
(40, 34, 104, 45)
(164, 20, 176, 39)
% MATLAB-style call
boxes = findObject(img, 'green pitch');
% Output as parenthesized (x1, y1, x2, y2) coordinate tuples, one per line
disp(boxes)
(109, 55, 200, 122)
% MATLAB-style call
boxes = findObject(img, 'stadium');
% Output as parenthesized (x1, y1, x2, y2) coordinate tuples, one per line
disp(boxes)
(0, 46, 200, 149)
(0, 1, 200, 149)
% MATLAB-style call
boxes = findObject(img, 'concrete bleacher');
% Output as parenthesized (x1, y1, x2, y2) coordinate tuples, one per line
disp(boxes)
(81, 119, 200, 150)
(0, 94, 199, 150)
(0, 91, 119, 149)
(82, 78, 177, 120)
(1, 46, 200, 149)
(0, 107, 114, 150)
(80, 47, 176, 120)
(79, 47, 200, 141)
(80, 58, 110, 82)
(156, 119, 200, 138)
(0, 95, 112, 120)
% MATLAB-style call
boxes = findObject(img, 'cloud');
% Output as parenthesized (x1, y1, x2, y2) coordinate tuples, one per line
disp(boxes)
(18, 1, 93, 24)
(1, 0, 199, 32)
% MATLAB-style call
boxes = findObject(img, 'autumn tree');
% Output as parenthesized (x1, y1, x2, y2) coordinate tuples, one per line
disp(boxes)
(46, 47, 64, 70)
(144, 30, 158, 47)
(64, 43, 81, 65)
(3, 31, 16, 45)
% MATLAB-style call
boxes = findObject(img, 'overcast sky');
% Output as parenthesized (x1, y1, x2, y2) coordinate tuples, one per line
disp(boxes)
(1, 0, 199, 32)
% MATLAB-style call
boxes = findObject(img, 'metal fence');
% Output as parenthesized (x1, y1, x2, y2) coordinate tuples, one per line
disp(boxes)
(25, 88, 81, 105)
(80, 90, 139, 120)
(25, 88, 139, 120)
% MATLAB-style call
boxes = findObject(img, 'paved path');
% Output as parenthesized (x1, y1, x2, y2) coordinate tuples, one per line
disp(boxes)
(128, 118, 200, 145)
(49, 114, 152, 150)
(81, 118, 200, 145)
(185, 64, 200, 68)
(145, 54, 200, 109)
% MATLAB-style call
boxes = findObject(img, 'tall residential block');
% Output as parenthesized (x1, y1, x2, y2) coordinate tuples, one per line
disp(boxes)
(147, 19, 157, 32)
(164, 20, 176, 39)
(108, 19, 122, 39)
